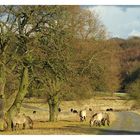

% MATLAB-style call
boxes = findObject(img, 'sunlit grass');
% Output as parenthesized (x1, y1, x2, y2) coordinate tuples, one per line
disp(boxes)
(1, 95, 133, 135)
(0, 111, 116, 135)
(0, 120, 100, 135)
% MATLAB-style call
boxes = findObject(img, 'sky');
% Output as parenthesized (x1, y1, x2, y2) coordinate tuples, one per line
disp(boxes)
(85, 6, 140, 39)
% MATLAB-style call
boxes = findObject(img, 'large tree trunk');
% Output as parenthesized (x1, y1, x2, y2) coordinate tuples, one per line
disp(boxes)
(0, 63, 6, 130)
(48, 95, 59, 122)
(7, 66, 29, 130)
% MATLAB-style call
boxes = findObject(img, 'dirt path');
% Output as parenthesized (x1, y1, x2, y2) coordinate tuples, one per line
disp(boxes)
(98, 111, 140, 135)
(22, 103, 49, 111)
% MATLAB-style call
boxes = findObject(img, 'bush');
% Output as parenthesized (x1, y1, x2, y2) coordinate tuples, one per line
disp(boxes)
(126, 79, 140, 99)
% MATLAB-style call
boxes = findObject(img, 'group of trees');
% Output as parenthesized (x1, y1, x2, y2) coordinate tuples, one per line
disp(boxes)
(0, 5, 113, 127)
(0, 5, 139, 130)
(114, 37, 140, 97)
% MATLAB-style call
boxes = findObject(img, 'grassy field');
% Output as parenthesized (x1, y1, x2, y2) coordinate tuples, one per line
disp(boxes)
(0, 113, 115, 135)
(0, 95, 135, 135)
(0, 120, 105, 135)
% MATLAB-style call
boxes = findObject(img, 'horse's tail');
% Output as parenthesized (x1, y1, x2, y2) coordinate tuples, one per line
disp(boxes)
(84, 116, 86, 121)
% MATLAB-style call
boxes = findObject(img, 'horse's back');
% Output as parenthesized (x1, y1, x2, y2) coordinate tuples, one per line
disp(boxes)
(12, 113, 26, 125)
(95, 113, 103, 121)
(80, 110, 86, 116)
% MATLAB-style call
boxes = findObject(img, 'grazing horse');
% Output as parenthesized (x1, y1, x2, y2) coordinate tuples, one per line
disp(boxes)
(12, 113, 33, 131)
(79, 110, 86, 122)
(90, 113, 102, 127)
(106, 109, 110, 111)
(90, 112, 110, 127)
(106, 108, 113, 111)
(73, 110, 78, 113)
(101, 112, 110, 126)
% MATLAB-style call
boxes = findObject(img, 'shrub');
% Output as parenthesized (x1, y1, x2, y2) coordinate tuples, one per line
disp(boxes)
(126, 79, 140, 99)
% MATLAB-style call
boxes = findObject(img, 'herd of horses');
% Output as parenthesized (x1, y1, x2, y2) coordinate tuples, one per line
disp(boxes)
(7, 107, 111, 131)
(79, 109, 110, 127)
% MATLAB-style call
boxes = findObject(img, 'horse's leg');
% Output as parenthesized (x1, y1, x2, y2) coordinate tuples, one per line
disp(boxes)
(12, 125, 15, 131)
(81, 117, 84, 122)
(98, 121, 101, 127)
(15, 123, 18, 130)
(80, 117, 82, 122)
(90, 120, 94, 127)
(13, 125, 15, 131)
(84, 116, 86, 121)
(96, 121, 98, 127)
(101, 119, 103, 126)
(14, 124, 17, 131)
(23, 123, 25, 129)
(107, 118, 110, 126)
(30, 122, 33, 129)
(94, 120, 97, 126)
(30, 124, 33, 129)
(15, 124, 17, 130)
(18, 124, 20, 130)
(102, 119, 105, 126)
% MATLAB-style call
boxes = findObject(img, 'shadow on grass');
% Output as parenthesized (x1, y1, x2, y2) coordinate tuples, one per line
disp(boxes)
(28, 123, 140, 135)
(63, 125, 140, 135)
(2, 126, 140, 135)
(96, 128, 140, 135)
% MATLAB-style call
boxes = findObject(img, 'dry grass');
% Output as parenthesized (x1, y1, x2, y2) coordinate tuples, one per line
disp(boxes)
(0, 111, 117, 135)
(0, 117, 116, 135)
(0, 96, 133, 134)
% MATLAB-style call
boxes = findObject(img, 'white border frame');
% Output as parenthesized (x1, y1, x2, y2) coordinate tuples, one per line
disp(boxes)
(0, 0, 140, 140)
(0, 0, 140, 5)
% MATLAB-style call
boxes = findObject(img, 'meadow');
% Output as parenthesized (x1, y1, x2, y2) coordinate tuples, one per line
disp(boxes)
(0, 94, 135, 134)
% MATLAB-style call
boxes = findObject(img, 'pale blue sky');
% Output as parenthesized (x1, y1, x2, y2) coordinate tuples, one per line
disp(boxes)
(85, 6, 140, 39)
